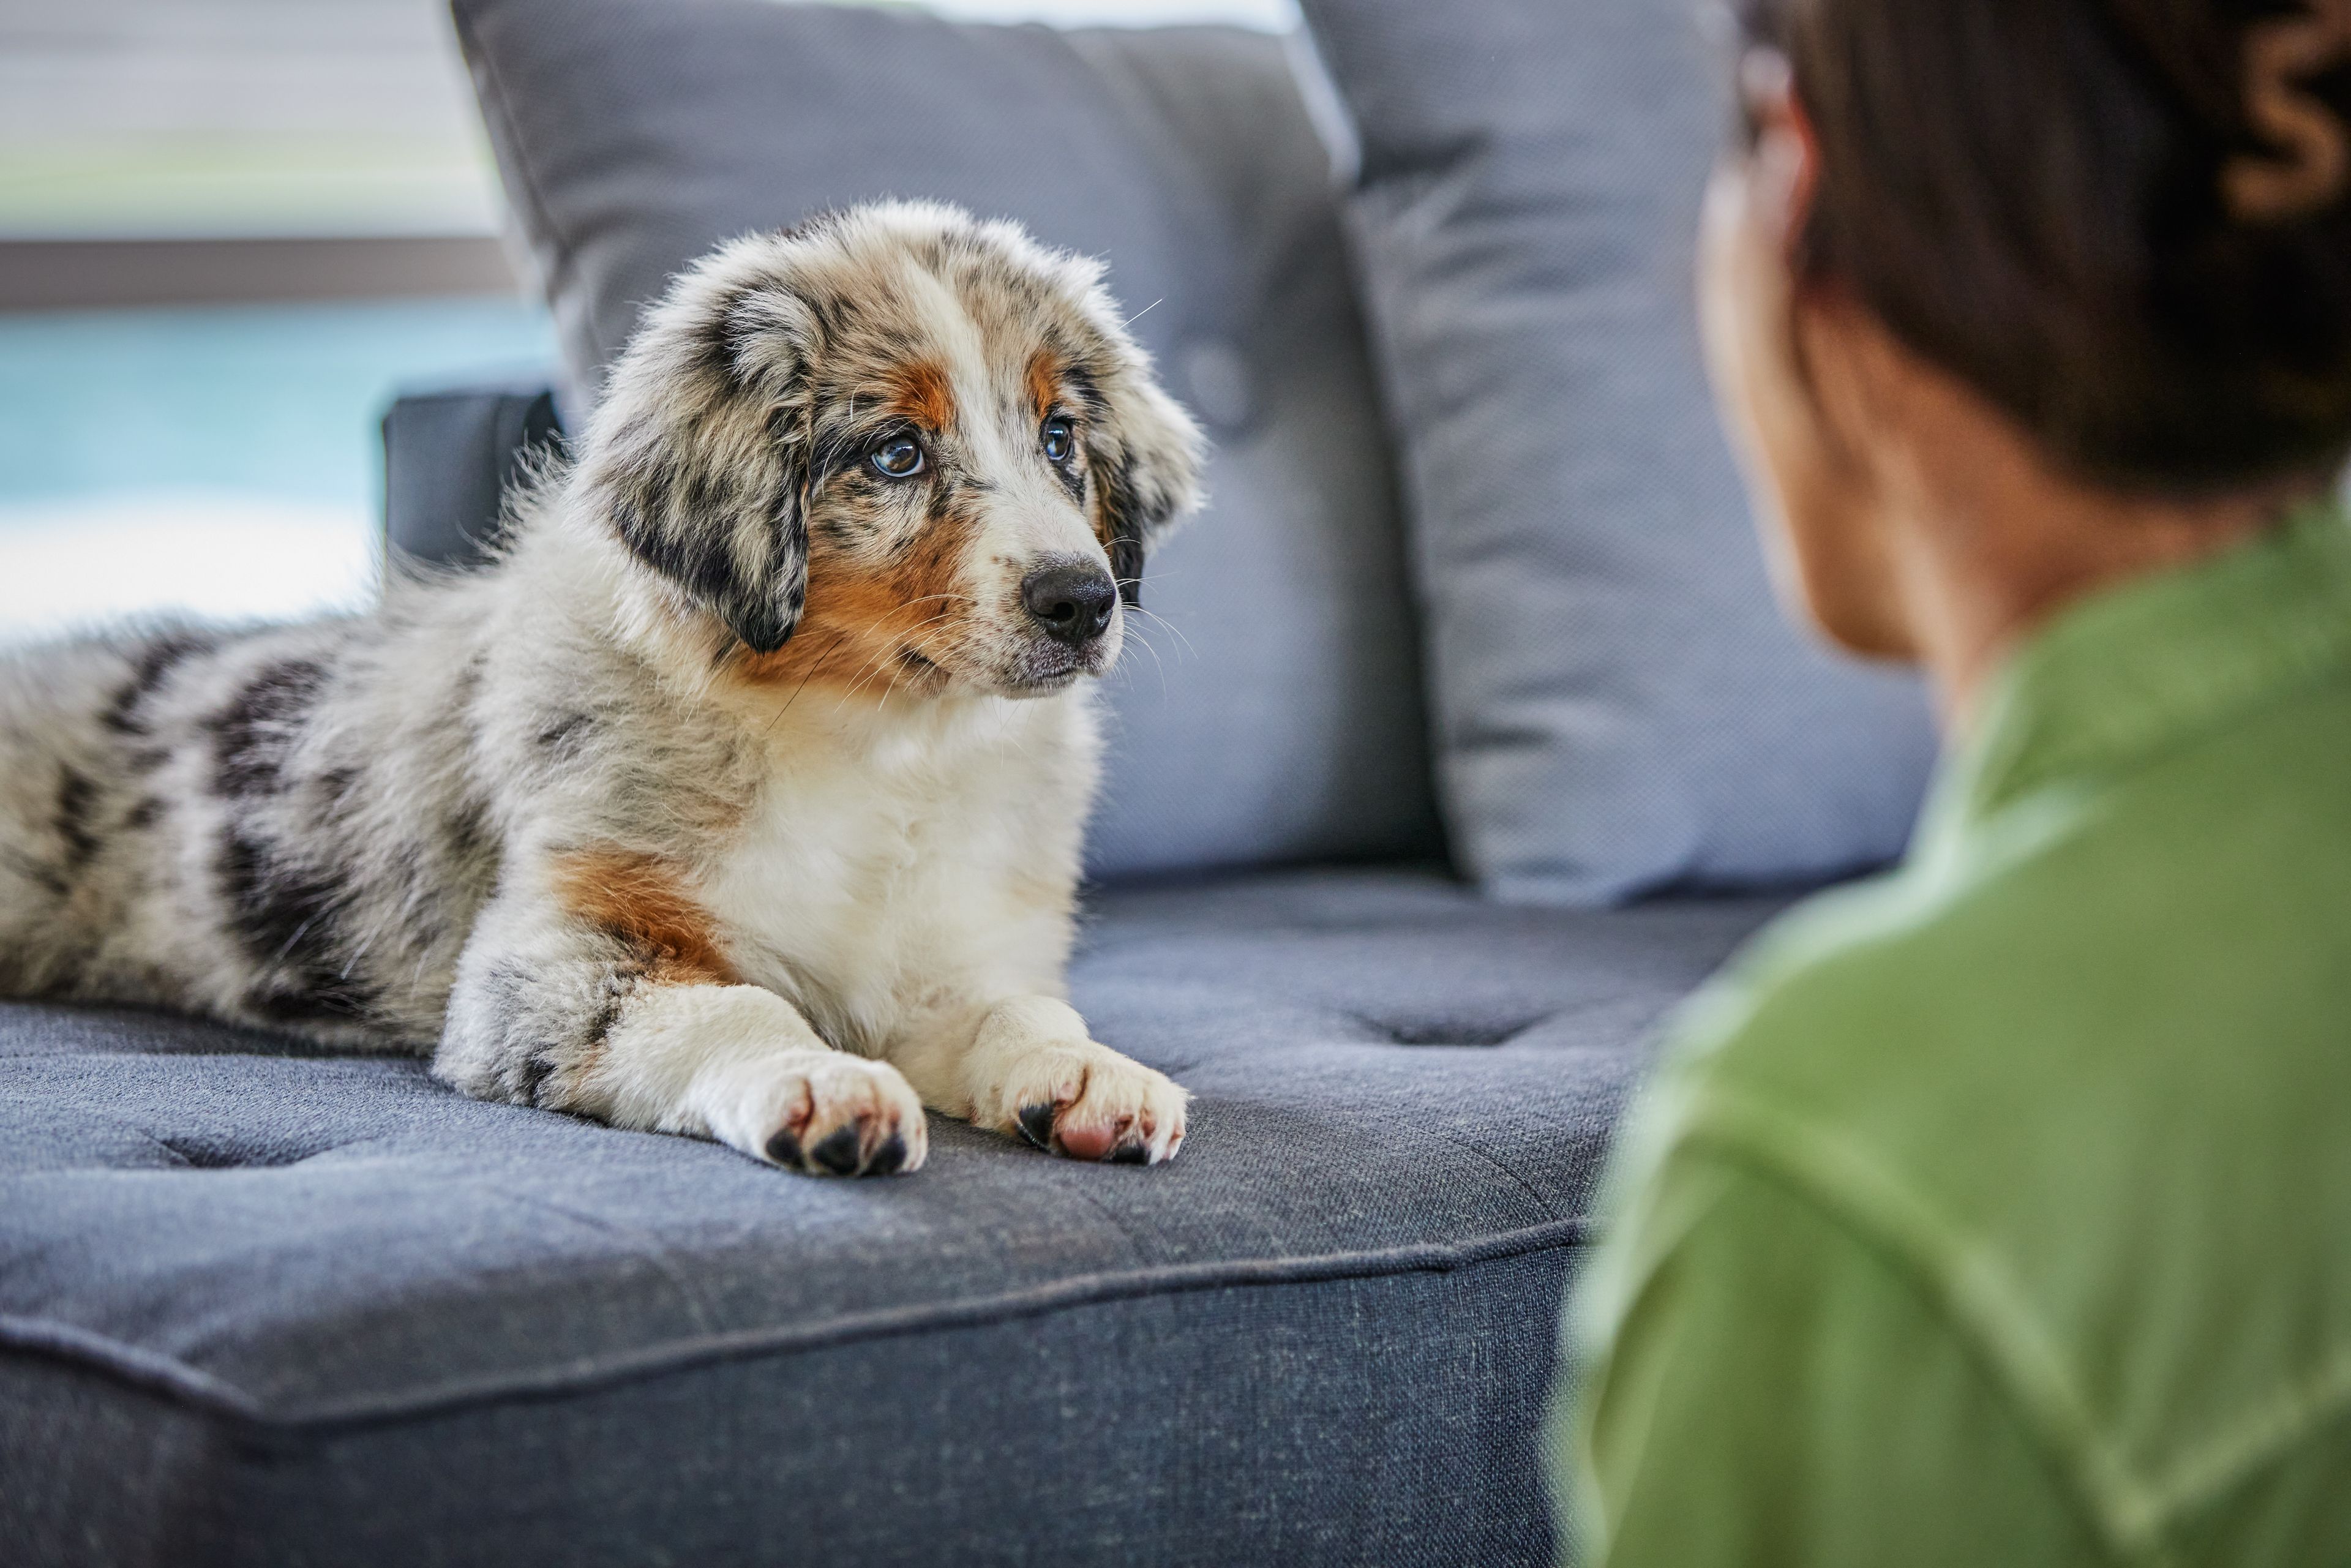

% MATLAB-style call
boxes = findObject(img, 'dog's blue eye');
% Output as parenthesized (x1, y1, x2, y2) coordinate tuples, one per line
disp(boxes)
(1041, 417, 1075, 466)
(869, 436, 926, 479)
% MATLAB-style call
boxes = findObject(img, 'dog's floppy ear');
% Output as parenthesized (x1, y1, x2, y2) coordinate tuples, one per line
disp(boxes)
(1040, 242, 1204, 609)
(1086, 370, 1205, 610)
(577, 244, 820, 654)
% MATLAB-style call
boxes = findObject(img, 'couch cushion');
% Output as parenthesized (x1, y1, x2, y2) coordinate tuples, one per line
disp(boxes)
(0, 868, 1783, 1567)
(1294, 0, 1939, 904)
(452, 0, 1439, 882)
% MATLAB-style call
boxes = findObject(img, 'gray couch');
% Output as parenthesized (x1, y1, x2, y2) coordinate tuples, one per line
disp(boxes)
(1, 4, 1930, 1563)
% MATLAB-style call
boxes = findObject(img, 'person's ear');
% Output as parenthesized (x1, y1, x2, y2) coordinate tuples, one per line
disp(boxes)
(1702, 51, 1914, 664)
(1740, 49, 1821, 270)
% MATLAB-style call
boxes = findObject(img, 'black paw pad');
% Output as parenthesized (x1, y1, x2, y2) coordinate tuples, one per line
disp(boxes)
(765, 1130, 804, 1169)
(866, 1135, 907, 1176)
(1016, 1103, 1057, 1151)
(1109, 1142, 1150, 1166)
(811, 1126, 863, 1176)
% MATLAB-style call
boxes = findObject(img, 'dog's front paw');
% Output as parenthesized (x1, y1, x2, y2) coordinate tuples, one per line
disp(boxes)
(976, 1039, 1188, 1166)
(709, 1051, 929, 1177)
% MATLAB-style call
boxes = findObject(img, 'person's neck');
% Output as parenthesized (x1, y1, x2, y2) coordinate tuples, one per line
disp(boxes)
(1875, 396, 2308, 731)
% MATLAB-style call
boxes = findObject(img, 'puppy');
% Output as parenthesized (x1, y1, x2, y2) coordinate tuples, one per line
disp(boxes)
(0, 201, 1204, 1176)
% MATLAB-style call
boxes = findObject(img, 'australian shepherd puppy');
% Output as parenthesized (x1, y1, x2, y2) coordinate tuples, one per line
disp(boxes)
(0, 201, 1205, 1177)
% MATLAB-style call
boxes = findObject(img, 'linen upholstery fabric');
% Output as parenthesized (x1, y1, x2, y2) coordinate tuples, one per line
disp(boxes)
(0, 869, 1783, 1568)
(1294, 0, 1938, 904)
(452, 0, 1439, 882)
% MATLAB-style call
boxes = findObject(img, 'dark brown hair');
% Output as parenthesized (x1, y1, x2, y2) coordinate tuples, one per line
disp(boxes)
(1733, 0, 2351, 494)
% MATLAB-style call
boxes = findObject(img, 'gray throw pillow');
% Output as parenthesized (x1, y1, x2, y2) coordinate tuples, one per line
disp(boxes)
(1295, 0, 1937, 904)
(452, 0, 1441, 881)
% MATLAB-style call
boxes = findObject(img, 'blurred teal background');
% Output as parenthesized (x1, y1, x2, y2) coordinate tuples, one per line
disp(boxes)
(0, 298, 553, 508)
(0, 299, 555, 639)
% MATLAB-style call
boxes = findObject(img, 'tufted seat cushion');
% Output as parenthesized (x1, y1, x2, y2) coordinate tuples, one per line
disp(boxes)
(0, 868, 1782, 1567)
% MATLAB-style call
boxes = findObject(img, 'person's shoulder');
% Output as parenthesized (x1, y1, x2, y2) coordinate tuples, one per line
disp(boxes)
(1673, 659, 2351, 1135)
(1592, 677, 2351, 1558)
(1649, 847, 2037, 1120)
(1589, 860, 1989, 1294)
(1613, 661, 2351, 1318)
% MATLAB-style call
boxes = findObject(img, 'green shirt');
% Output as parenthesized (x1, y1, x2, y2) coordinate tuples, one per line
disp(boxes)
(1556, 500, 2351, 1568)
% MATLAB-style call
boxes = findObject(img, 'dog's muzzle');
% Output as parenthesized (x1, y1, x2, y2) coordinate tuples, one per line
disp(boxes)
(1020, 562, 1118, 649)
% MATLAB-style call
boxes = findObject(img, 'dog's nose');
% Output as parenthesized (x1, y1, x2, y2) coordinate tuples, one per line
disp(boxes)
(1021, 563, 1118, 646)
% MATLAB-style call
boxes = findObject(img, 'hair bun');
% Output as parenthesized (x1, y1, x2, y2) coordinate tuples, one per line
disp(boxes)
(2225, 0, 2351, 223)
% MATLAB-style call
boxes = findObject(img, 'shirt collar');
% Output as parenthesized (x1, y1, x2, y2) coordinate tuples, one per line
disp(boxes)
(1919, 496, 2351, 849)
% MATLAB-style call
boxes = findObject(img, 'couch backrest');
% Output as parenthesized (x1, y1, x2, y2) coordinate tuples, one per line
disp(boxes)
(453, 0, 1445, 882)
(1297, 0, 1938, 906)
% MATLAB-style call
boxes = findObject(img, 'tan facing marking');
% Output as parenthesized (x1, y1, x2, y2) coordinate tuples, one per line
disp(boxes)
(888, 359, 958, 432)
(1024, 347, 1063, 424)
(553, 849, 739, 985)
(730, 504, 981, 695)
(1029, 347, 1116, 553)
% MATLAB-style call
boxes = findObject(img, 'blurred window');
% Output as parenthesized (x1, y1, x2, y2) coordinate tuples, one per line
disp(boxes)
(0, 0, 1291, 643)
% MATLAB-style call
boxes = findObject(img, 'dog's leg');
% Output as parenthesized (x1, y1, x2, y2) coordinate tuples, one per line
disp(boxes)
(436, 853, 925, 1176)
(893, 997, 1187, 1166)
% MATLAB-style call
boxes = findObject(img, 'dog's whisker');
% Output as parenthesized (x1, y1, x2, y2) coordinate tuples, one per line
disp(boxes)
(836, 623, 957, 707)
(809, 617, 959, 713)
(1125, 604, 1197, 662)
(1121, 622, 1171, 697)
(762, 603, 972, 725)
(763, 659, 824, 735)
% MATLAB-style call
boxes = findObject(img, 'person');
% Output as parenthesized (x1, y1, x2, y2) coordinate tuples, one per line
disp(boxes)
(1553, 1, 2351, 1564)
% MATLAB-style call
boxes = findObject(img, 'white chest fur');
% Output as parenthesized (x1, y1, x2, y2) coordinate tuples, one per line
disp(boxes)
(699, 688, 1100, 1055)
